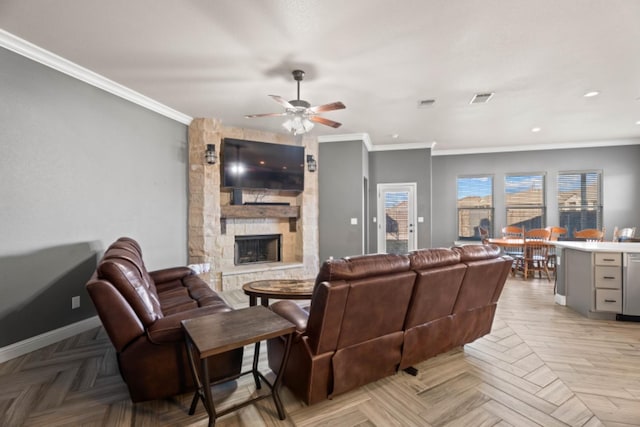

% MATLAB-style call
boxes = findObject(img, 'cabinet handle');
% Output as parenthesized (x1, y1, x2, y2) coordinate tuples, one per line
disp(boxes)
(603, 276, 616, 279)
(604, 299, 617, 303)
(602, 258, 615, 261)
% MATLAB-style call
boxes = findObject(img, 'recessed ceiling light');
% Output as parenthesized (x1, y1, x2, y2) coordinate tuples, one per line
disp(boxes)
(636, 120, 640, 125)
(584, 91, 600, 98)
(531, 127, 541, 133)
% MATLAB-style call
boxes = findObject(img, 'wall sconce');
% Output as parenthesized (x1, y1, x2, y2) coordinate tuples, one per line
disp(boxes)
(205, 144, 217, 165)
(306, 154, 317, 172)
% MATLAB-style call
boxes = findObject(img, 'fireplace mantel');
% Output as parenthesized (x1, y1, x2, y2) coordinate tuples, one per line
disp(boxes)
(220, 205, 299, 219)
(220, 205, 300, 233)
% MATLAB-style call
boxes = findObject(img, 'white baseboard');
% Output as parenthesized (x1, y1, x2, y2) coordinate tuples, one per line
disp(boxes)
(0, 316, 101, 364)
(554, 293, 567, 306)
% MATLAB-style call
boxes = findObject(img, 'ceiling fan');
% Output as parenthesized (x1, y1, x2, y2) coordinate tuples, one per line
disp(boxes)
(245, 69, 346, 135)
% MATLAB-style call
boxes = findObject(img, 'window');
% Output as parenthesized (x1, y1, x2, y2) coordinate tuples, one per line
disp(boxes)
(505, 173, 546, 229)
(457, 175, 493, 240)
(558, 171, 602, 234)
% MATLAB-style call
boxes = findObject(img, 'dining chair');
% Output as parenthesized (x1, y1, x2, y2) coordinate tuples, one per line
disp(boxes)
(501, 225, 524, 273)
(479, 226, 490, 243)
(545, 226, 567, 276)
(502, 225, 524, 239)
(612, 226, 636, 242)
(517, 228, 552, 281)
(546, 226, 567, 241)
(573, 228, 605, 242)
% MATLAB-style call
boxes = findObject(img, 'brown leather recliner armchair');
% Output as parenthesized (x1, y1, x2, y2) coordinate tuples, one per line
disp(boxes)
(86, 237, 243, 402)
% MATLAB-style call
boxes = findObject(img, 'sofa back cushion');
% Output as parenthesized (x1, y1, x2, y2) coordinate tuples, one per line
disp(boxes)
(315, 253, 410, 284)
(406, 248, 466, 327)
(307, 253, 414, 354)
(336, 271, 416, 348)
(97, 247, 163, 327)
(453, 244, 501, 262)
(451, 245, 511, 313)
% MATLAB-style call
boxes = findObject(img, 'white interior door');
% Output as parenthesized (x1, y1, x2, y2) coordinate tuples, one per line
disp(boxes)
(377, 183, 417, 254)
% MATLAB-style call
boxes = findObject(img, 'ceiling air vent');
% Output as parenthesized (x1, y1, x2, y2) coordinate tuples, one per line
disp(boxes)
(470, 92, 494, 104)
(417, 99, 436, 108)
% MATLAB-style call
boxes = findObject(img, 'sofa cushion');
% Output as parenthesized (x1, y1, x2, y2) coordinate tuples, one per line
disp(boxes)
(452, 244, 501, 261)
(336, 271, 416, 348)
(409, 247, 460, 269)
(315, 253, 410, 284)
(404, 263, 467, 328)
(97, 251, 163, 327)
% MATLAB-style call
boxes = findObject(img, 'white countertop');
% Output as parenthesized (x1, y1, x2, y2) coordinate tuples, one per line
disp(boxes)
(553, 241, 640, 253)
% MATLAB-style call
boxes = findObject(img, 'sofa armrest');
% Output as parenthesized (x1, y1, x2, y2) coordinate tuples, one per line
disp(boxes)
(270, 300, 309, 333)
(149, 266, 193, 284)
(146, 305, 232, 344)
(87, 280, 145, 352)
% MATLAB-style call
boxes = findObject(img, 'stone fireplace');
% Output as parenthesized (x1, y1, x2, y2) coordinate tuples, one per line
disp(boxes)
(187, 118, 320, 291)
(235, 234, 281, 265)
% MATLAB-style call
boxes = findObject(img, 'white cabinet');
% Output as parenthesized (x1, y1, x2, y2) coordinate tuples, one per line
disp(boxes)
(593, 252, 622, 312)
(594, 252, 622, 266)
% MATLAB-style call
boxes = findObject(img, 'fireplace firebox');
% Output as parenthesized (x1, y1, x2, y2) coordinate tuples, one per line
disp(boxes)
(234, 234, 281, 265)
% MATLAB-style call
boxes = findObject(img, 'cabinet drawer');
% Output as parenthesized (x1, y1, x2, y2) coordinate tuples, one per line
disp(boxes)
(594, 266, 621, 289)
(595, 289, 622, 312)
(594, 252, 621, 266)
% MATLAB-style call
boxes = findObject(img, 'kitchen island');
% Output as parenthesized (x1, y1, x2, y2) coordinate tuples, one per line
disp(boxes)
(554, 241, 640, 319)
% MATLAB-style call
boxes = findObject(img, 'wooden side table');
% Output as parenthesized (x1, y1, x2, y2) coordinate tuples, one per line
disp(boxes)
(182, 306, 295, 426)
(242, 278, 315, 307)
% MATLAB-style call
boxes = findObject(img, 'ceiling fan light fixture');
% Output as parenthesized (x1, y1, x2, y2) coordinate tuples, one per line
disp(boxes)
(247, 69, 344, 133)
(282, 115, 314, 135)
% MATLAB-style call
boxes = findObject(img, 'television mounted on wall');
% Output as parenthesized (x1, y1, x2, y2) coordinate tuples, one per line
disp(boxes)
(221, 138, 305, 192)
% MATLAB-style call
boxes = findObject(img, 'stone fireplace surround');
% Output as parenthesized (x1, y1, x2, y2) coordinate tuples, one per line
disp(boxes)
(188, 118, 319, 291)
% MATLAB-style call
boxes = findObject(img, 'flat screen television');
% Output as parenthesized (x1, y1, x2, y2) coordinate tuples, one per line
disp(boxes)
(221, 138, 305, 192)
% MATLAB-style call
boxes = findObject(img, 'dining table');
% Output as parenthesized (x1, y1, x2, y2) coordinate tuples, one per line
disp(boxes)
(485, 237, 558, 279)
(485, 237, 527, 249)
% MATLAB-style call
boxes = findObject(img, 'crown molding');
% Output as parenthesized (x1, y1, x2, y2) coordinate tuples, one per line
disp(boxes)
(0, 29, 192, 125)
(431, 138, 640, 156)
(318, 133, 373, 151)
(370, 141, 435, 152)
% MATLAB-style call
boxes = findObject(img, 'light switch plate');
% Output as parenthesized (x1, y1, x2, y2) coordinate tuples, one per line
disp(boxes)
(418, 217, 424, 223)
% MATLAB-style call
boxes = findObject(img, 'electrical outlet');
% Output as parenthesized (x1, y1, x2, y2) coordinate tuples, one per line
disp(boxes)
(71, 295, 80, 309)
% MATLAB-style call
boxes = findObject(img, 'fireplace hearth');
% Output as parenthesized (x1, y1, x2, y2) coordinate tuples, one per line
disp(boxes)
(235, 234, 281, 265)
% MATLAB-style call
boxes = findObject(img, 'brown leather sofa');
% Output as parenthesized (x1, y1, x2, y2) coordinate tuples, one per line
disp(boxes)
(86, 237, 243, 402)
(267, 245, 511, 405)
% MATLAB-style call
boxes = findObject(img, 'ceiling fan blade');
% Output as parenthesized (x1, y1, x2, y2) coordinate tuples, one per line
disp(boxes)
(309, 101, 346, 113)
(269, 95, 295, 109)
(245, 112, 288, 118)
(309, 116, 342, 128)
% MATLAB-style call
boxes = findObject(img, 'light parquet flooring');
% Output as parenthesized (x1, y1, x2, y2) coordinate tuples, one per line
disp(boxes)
(1, 277, 639, 426)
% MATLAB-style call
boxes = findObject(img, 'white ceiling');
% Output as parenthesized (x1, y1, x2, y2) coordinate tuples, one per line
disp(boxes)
(2, 0, 640, 153)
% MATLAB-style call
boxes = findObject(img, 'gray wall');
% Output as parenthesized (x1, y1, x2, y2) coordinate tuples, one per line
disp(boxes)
(318, 140, 367, 261)
(431, 145, 640, 247)
(368, 148, 432, 252)
(0, 47, 189, 347)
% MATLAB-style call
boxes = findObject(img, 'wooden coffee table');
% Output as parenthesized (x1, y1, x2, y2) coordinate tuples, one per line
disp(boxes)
(242, 278, 315, 306)
(182, 306, 295, 426)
